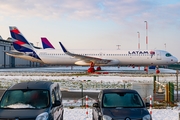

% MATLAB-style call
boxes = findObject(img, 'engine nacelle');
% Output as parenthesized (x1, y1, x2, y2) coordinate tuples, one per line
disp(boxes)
(75, 59, 120, 66)
(75, 61, 90, 66)
(105, 59, 120, 66)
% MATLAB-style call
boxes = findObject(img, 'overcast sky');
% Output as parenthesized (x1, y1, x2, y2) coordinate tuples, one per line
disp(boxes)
(0, 0, 180, 60)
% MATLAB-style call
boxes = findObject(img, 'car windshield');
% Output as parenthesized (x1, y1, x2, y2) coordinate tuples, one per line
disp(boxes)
(102, 92, 144, 108)
(0, 89, 49, 109)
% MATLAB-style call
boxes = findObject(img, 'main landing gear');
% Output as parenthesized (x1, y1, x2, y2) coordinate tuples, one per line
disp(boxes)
(144, 66, 148, 73)
(156, 66, 160, 74)
(96, 66, 101, 71)
(87, 62, 95, 73)
(87, 62, 102, 73)
(144, 66, 160, 74)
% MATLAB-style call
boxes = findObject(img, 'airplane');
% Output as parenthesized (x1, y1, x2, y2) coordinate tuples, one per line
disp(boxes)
(4, 40, 43, 63)
(7, 26, 178, 73)
(5, 37, 54, 62)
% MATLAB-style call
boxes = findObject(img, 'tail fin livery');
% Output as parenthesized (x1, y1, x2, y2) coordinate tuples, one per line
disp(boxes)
(9, 26, 41, 60)
(41, 37, 55, 49)
(9, 26, 34, 52)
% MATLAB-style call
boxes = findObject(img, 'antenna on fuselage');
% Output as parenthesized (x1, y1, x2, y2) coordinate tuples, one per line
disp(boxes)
(116, 45, 121, 50)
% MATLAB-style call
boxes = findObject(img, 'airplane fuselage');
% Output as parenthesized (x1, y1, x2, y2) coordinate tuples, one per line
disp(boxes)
(28, 49, 177, 66)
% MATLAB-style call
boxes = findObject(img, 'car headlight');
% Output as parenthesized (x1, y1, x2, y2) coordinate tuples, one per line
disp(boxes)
(103, 115, 112, 120)
(36, 112, 48, 120)
(143, 114, 151, 120)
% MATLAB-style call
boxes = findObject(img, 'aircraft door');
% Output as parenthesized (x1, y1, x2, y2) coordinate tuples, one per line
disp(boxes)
(156, 51, 161, 60)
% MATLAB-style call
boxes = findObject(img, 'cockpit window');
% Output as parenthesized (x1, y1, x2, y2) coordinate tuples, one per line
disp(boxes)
(166, 53, 172, 57)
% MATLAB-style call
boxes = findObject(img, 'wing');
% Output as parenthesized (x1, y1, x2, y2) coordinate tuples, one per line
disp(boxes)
(59, 42, 120, 65)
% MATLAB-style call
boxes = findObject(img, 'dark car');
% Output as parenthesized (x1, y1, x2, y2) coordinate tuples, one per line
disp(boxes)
(92, 89, 152, 120)
(0, 81, 64, 120)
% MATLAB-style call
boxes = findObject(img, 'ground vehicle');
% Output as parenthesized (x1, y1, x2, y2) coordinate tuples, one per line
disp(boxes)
(0, 81, 63, 120)
(92, 89, 152, 120)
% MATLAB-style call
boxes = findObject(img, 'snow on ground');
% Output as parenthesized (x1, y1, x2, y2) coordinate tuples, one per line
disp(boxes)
(0, 72, 178, 90)
(0, 67, 179, 120)
(63, 107, 180, 120)
(64, 108, 92, 120)
(62, 98, 180, 120)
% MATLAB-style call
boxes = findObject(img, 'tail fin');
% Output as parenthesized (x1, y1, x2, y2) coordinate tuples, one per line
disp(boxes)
(9, 26, 34, 52)
(9, 26, 41, 61)
(41, 37, 55, 49)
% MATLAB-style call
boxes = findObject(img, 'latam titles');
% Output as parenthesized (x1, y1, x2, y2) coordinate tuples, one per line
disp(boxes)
(128, 51, 149, 54)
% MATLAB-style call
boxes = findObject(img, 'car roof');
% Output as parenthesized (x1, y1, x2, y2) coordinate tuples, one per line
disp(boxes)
(101, 89, 138, 94)
(8, 81, 54, 90)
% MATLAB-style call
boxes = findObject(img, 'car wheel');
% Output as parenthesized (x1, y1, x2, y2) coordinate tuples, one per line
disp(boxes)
(98, 116, 102, 120)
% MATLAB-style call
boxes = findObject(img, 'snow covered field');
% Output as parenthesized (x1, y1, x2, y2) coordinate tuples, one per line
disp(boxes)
(0, 71, 178, 90)
(63, 107, 180, 120)
(62, 99, 180, 120)
(0, 67, 179, 120)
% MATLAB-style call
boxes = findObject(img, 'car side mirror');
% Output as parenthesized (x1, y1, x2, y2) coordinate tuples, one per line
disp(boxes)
(53, 100, 61, 107)
(93, 103, 99, 108)
(145, 102, 150, 107)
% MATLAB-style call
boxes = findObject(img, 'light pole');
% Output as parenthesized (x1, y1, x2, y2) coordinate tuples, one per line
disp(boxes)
(137, 32, 140, 50)
(164, 43, 166, 50)
(80, 83, 83, 106)
(144, 21, 148, 50)
(176, 70, 179, 102)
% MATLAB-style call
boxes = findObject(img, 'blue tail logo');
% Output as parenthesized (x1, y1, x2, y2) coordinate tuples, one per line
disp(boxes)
(9, 26, 41, 60)
(10, 26, 34, 52)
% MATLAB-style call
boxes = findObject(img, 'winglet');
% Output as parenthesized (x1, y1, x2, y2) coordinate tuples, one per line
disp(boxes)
(41, 37, 55, 49)
(59, 42, 68, 53)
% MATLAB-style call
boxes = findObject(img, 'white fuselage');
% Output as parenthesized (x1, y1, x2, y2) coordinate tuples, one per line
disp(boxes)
(7, 49, 178, 66)
(30, 49, 177, 66)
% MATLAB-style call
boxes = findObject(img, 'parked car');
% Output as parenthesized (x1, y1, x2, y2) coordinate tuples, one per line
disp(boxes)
(92, 89, 152, 120)
(0, 81, 64, 120)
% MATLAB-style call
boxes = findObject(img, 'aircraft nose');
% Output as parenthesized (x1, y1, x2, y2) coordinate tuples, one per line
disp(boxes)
(171, 57, 178, 63)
